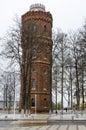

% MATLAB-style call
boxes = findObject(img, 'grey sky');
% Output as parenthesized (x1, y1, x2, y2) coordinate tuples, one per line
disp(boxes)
(0, 0, 86, 106)
(0, 0, 86, 37)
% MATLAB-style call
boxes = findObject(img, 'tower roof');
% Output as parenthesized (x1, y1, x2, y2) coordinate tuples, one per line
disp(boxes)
(30, 4, 45, 12)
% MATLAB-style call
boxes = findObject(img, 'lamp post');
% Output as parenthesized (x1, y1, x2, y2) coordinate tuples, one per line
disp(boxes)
(67, 86, 70, 110)
(3, 85, 5, 112)
(13, 89, 16, 119)
(13, 73, 16, 119)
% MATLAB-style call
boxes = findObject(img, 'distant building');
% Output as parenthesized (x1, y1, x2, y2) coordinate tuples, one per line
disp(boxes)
(20, 3, 53, 113)
(0, 100, 19, 110)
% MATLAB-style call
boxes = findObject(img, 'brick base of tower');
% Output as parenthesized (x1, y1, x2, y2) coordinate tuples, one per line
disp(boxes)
(30, 94, 50, 113)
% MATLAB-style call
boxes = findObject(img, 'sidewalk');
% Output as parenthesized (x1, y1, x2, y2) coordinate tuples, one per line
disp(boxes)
(49, 111, 86, 120)
(0, 111, 86, 120)
(0, 111, 86, 130)
(0, 125, 86, 130)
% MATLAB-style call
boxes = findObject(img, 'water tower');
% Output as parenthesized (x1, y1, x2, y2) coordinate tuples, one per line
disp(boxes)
(20, 3, 53, 113)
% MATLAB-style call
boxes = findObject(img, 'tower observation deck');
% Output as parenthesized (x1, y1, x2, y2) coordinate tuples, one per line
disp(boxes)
(30, 4, 45, 12)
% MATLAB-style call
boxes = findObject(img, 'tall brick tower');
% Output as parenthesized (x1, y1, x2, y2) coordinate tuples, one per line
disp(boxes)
(20, 4, 53, 113)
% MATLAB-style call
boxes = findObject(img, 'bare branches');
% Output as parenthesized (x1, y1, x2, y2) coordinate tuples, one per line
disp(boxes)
(1, 16, 22, 71)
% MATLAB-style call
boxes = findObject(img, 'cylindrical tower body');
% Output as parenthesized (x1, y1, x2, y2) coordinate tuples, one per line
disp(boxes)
(20, 4, 53, 113)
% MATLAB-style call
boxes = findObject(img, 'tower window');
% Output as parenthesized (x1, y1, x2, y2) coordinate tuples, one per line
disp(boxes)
(32, 79, 36, 88)
(31, 98, 35, 106)
(44, 25, 46, 32)
(44, 98, 47, 107)
(33, 25, 37, 32)
(44, 70, 48, 75)
(31, 68, 36, 73)
(44, 98, 46, 101)
(32, 49, 37, 59)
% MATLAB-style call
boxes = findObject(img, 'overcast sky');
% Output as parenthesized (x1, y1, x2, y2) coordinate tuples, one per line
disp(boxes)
(0, 0, 86, 105)
(0, 0, 86, 37)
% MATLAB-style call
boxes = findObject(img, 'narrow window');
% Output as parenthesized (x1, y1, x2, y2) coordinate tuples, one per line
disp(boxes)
(44, 98, 47, 107)
(44, 98, 46, 101)
(44, 70, 48, 75)
(44, 25, 46, 32)
(32, 49, 37, 59)
(32, 79, 36, 88)
(33, 25, 37, 32)
(31, 98, 35, 106)
(31, 68, 36, 73)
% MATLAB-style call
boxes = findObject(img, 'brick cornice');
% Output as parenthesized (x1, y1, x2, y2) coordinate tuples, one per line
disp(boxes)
(32, 60, 50, 65)
(22, 11, 52, 26)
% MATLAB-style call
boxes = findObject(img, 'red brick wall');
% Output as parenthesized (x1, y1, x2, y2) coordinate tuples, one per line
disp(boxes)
(20, 9, 52, 113)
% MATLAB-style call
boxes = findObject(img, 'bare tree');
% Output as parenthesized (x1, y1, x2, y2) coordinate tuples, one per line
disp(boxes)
(1, 16, 22, 71)
(68, 31, 84, 110)
(52, 30, 69, 113)
(0, 71, 19, 112)
(78, 21, 86, 109)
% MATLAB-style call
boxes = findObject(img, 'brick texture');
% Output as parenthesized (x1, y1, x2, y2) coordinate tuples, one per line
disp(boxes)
(20, 6, 53, 113)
